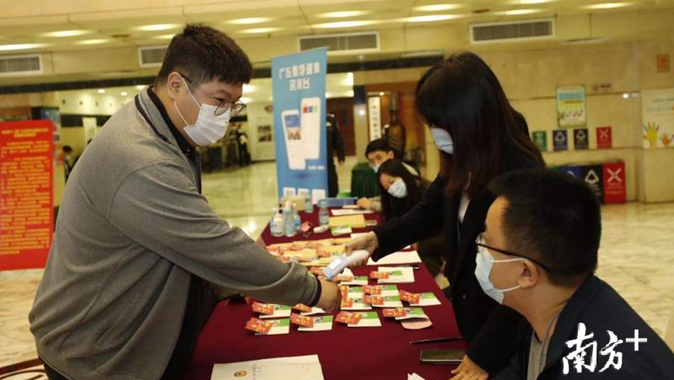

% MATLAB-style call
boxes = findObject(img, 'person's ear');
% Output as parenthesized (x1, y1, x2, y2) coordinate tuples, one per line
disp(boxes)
(165, 71, 185, 101)
(387, 151, 395, 159)
(518, 260, 539, 289)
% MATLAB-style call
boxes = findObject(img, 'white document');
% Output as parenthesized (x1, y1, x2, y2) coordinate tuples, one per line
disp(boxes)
(368, 251, 422, 266)
(331, 208, 374, 216)
(211, 354, 324, 380)
(377, 266, 415, 284)
(408, 373, 427, 380)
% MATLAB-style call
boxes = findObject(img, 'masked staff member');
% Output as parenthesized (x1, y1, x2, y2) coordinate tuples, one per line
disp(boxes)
(30, 24, 341, 380)
(347, 52, 544, 379)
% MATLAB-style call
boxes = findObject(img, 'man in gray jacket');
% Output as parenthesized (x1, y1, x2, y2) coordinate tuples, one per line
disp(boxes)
(29, 24, 341, 380)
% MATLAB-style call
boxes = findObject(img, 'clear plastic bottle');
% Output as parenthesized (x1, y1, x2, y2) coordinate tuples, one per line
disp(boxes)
(271, 206, 284, 237)
(319, 199, 329, 227)
(284, 205, 296, 237)
(305, 194, 314, 214)
(292, 202, 301, 232)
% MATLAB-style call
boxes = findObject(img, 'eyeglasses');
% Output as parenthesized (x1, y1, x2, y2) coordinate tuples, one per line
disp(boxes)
(475, 232, 553, 273)
(180, 74, 247, 117)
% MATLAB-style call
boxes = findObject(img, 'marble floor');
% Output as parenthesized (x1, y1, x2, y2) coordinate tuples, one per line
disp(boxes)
(1, 158, 673, 369)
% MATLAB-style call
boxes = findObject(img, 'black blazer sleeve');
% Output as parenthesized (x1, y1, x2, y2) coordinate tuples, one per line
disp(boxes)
(371, 175, 445, 260)
(466, 305, 524, 375)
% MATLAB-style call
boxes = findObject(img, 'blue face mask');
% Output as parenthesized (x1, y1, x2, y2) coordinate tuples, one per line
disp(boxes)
(431, 128, 454, 154)
(387, 178, 408, 198)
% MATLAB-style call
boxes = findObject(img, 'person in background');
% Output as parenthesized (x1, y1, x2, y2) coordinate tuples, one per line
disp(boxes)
(326, 113, 345, 197)
(485, 169, 674, 380)
(377, 159, 445, 277)
(357, 138, 418, 211)
(30, 24, 341, 380)
(234, 124, 250, 166)
(347, 52, 544, 379)
(62, 145, 74, 182)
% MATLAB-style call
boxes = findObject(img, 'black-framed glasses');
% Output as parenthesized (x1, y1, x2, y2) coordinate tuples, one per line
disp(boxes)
(475, 232, 553, 273)
(180, 74, 247, 117)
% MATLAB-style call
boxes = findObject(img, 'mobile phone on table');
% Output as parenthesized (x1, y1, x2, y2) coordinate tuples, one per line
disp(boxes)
(419, 349, 465, 364)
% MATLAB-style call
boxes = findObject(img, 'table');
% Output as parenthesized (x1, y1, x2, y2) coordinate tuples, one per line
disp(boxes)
(183, 210, 467, 380)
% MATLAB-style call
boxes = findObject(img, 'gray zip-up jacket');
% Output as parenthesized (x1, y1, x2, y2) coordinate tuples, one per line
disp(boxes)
(29, 89, 319, 380)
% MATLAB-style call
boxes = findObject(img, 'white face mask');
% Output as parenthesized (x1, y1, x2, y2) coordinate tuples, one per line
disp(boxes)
(475, 250, 523, 304)
(174, 78, 231, 146)
(372, 163, 381, 173)
(431, 128, 454, 155)
(387, 178, 408, 198)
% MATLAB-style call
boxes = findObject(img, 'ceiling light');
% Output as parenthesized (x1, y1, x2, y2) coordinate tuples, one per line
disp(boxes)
(240, 97, 252, 104)
(76, 39, 109, 45)
(227, 17, 273, 25)
(414, 4, 462, 12)
(343, 73, 354, 86)
(43, 30, 89, 38)
(0, 43, 46, 51)
(318, 11, 368, 18)
(135, 85, 146, 90)
(98, 89, 105, 94)
(406, 14, 460, 22)
(243, 84, 255, 93)
(134, 24, 181, 32)
(584, 2, 632, 9)
(121, 91, 128, 96)
(314, 20, 376, 29)
(358, 109, 366, 116)
(240, 27, 281, 34)
(155, 34, 177, 40)
(503, 9, 542, 15)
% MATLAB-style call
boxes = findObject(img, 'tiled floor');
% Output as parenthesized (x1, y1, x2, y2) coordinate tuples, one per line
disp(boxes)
(1, 158, 673, 369)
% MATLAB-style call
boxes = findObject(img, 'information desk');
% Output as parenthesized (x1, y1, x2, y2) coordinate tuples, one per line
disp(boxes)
(183, 210, 466, 380)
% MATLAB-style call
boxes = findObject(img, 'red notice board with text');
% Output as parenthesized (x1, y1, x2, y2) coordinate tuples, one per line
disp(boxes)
(0, 120, 54, 270)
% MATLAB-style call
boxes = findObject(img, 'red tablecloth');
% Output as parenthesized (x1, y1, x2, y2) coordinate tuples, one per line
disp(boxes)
(183, 210, 467, 380)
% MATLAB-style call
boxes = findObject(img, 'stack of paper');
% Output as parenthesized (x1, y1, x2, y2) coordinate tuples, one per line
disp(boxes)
(211, 355, 324, 380)
(367, 251, 422, 266)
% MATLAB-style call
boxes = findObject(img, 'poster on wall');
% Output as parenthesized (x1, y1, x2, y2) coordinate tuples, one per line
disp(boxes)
(368, 96, 382, 140)
(556, 85, 587, 128)
(642, 88, 674, 148)
(532, 131, 547, 151)
(271, 48, 328, 203)
(82, 116, 97, 146)
(596, 126, 613, 149)
(553, 129, 568, 151)
(574, 128, 589, 150)
(0, 120, 54, 270)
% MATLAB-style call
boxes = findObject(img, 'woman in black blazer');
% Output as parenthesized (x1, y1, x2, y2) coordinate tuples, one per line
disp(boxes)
(347, 52, 545, 379)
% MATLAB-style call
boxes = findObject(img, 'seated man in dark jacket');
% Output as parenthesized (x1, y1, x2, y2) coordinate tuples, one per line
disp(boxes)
(475, 169, 674, 380)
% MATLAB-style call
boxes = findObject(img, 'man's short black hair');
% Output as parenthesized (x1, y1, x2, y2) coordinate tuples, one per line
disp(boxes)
(155, 24, 252, 87)
(488, 169, 601, 288)
(365, 138, 393, 158)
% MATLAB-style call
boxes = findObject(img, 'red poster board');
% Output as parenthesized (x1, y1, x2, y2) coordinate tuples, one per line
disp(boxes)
(0, 120, 54, 270)
(603, 161, 626, 204)
(596, 126, 613, 149)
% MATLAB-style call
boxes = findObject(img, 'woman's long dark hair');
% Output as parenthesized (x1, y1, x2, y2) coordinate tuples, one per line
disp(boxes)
(378, 159, 424, 220)
(415, 52, 544, 198)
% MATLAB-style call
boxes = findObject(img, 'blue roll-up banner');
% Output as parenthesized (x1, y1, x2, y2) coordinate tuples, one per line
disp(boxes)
(272, 48, 328, 204)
